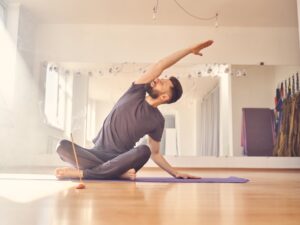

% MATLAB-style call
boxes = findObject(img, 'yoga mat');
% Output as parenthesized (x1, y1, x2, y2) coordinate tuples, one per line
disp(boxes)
(103, 176, 249, 183)
(242, 108, 275, 156)
(0, 174, 249, 183)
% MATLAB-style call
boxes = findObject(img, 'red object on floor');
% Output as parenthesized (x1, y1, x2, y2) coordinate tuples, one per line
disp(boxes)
(76, 183, 86, 189)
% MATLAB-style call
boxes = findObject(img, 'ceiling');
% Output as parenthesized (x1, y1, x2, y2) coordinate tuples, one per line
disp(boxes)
(6, 0, 299, 27)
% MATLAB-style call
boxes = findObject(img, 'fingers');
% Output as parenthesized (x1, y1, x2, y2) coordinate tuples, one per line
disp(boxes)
(176, 174, 187, 179)
(190, 176, 201, 179)
(187, 174, 201, 179)
(176, 174, 201, 179)
(195, 52, 203, 56)
(185, 175, 200, 179)
(204, 40, 214, 47)
(192, 40, 214, 55)
(200, 40, 214, 49)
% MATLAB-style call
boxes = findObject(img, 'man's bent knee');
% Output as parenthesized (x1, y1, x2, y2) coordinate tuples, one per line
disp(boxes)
(56, 139, 72, 156)
(138, 145, 151, 159)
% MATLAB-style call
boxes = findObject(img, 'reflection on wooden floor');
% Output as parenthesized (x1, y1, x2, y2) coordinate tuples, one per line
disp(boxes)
(0, 168, 299, 225)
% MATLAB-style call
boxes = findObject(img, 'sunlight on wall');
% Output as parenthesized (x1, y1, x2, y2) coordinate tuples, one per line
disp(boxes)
(0, 5, 49, 167)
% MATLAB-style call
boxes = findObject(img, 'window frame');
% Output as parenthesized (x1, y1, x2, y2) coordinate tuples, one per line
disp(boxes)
(44, 64, 69, 131)
(0, 0, 7, 25)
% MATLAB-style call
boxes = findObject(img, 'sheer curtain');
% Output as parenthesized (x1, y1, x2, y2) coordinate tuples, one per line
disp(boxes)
(198, 86, 220, 156)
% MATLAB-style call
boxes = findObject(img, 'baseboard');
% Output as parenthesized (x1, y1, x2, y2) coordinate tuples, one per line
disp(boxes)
(2, 155, 300, 169)
(145, 156, 300, 169)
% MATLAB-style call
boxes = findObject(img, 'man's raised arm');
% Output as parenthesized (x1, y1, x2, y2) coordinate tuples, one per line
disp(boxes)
(134, 40, 214, 84)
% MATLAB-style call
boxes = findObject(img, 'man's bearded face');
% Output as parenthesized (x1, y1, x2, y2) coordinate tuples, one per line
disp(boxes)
(144, 83, 159, 99)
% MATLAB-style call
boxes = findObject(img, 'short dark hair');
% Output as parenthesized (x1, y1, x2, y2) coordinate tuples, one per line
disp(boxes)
(168, 76, 183, 104)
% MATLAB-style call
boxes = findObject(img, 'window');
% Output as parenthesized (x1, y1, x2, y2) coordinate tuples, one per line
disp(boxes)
(0, 1, 6, 24)
(44, 64, 72, 130)
(86, 99, 97, 142)
(161, 114, 178, 156)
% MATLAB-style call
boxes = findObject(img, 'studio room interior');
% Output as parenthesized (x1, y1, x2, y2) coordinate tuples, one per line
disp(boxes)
(0, 0, 300, 224)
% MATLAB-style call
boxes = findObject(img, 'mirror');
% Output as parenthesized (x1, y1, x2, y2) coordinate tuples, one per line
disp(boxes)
(47, 63, 225, 157)
(231, 65, 300, 157)
(40, 63, 300, 159)
(86, 72, 220, 157)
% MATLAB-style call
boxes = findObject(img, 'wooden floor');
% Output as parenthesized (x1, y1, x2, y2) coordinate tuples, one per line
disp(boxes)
(0, 168, 299, 225)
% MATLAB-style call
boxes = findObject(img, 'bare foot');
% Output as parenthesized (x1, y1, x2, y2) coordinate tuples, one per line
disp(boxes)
(55, 167, 83, 179)
(119, 169, 136, 180)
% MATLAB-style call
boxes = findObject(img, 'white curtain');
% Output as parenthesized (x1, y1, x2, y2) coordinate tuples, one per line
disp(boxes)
(198, 86, 220, 156)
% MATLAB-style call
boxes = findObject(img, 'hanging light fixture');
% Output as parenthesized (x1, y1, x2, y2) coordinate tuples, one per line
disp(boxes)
(153, 0, 219, 27)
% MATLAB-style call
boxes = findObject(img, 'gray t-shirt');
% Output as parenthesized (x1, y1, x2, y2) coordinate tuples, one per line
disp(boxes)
(93, 82, 165, 154)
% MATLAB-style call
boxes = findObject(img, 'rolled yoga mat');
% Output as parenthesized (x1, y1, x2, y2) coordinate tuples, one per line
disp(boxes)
(102, 176, 249, 183)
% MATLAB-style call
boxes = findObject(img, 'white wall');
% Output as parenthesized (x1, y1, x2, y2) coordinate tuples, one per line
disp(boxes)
(34, 24, 300, 66)
(297, 0, 300, 46)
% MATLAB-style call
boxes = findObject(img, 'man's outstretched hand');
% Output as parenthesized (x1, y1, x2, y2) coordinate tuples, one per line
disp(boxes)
(175, 172, 201, 179)
(191, 40, 214, 56)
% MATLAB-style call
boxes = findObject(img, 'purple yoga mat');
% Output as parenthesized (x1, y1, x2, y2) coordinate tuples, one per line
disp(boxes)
(102, 176, 249, 183)
(242, 108, 275, 156)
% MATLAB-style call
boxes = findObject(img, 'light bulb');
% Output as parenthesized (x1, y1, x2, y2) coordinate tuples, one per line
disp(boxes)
(215, 20, 218, 28)
(152, 2, 158, 20)
(153, 12, 156, 20)
(215, 13, 219, 28)
(152, 7, 157, 20)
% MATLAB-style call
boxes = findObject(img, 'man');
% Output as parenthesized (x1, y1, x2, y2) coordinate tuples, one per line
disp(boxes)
(55, 40, 214, 180)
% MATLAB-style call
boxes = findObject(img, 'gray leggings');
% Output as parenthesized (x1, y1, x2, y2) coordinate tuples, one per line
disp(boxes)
(56, 139, 151, 179)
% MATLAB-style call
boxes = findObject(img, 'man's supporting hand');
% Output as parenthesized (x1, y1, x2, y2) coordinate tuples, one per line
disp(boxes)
(174, 172, 201, 179)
